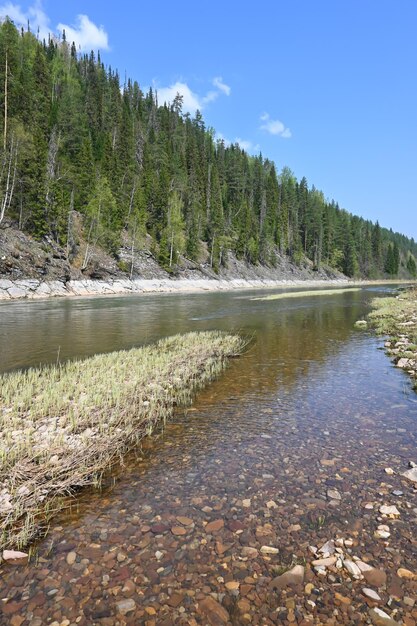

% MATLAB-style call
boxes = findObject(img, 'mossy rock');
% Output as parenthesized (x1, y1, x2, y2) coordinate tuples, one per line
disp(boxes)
(354, 320, 368, 329)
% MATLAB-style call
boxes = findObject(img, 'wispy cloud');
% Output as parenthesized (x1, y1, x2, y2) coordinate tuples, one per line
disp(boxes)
(235, 137, 260, 153)
(0, 1, 109, 51)
(57, 15, 109, 51)
(260, 112, 291, 138)
(215, 133, 260, 154)
(155, 77, 231, 115)
(156, 82, 203, 115)
(213, 76, 231, 96)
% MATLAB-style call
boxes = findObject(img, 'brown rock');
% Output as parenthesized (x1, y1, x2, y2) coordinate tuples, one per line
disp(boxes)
(216, 541, 229, 555)
(225, 581, 240, 591)
(198, 596, 230, 625)
(171, 526, 187, 536)
(397, 568, 416, 580)
(176, 516, 193, 526)
(237, 598, 251, 613)
(269, 565, 305, 590)
(364, 568, 387, 587)
(145, 607, 157, 615)
(241, 547, 259, 559)
(335, 592, 352, 606)
(166, 593, 184, 608)
(205, 519, 224, 533)
(150, 524, 168, 534)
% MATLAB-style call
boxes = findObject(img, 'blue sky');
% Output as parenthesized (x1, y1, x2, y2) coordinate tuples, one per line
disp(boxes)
(1, 1, 416, 239)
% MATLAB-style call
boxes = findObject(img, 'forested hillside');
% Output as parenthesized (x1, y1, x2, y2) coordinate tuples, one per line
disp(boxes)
(1, 18, 416, 279)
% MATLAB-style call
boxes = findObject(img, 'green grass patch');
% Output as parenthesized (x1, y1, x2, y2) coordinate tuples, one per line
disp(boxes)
(0, 331, 245, 551)
(368, 288, 417, 342)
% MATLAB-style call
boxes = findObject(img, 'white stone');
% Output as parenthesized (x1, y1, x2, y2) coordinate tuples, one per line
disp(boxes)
(312, 556, 337, 567)
(344, 560, 362, 579)
(3, 550, 28, 561)
(379, 505, 400, 517)
(116, 599, 136, 615)
(327, 488, 342, 500)
(402, 467, 417, 483)
(260, 545, 279, 555)
(356, 560, 374, 573)
(363, 588, 381, 601)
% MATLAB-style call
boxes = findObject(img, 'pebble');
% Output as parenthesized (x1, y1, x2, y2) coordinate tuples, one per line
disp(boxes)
(397, 568, 415, 580)
(327, 488, 342, 500)
(269, 565, 305, 590)
(260, 545, 279, 555)
(402, 467, 417, 482)
(379, 505, 400, 517)
(362, 587, 382, 601)
(225, 581, 240, 591)
(2, 550, 28, 562)
(375, 525, 391, 539)
(66, 552, 76, 565)
(344, 560, 362, 579)
(205, 519, 224, 533)
(369, 607, 399, 625)
(116, 599, 136, 615)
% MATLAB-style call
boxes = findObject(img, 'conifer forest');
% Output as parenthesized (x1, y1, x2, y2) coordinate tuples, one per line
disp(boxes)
(1, 19, 416, 278)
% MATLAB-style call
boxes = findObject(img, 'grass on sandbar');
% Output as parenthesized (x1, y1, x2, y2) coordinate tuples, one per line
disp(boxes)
(368, 287, 417, 341)
(252, 287, 360, 301)
(0, 331, 245, 551)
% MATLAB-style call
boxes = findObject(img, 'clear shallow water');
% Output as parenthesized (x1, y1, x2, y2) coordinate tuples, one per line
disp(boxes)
(0, 286, 416, 625)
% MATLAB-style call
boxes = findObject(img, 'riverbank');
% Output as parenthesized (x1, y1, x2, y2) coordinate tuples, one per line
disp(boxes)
(0, 276, 353, 301)
(0, 331, 244, 552)
(368, 286, 417, 390)
(0, 276, 414, 301)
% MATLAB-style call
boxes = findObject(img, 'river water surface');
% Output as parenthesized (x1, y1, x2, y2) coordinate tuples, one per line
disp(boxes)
(0, 287, 416, 625)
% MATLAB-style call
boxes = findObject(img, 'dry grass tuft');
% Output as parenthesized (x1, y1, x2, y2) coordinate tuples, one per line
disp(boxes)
(0, 331, 244, 550)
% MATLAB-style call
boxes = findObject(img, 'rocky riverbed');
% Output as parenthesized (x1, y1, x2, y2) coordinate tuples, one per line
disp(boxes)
(0, 315, 416, 625)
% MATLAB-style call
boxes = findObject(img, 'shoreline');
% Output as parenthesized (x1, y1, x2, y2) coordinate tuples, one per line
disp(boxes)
(368, 286, 417, 392)
(0, 276, 413, 302)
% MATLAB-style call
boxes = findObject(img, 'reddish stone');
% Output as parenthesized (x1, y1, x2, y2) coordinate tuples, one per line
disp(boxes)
(150, 524, 168, 534)
(205, 519, 224, 533)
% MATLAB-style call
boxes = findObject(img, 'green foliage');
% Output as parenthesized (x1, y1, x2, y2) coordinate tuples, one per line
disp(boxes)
(406, 254, 416, 277)
(0, 18, 416, 276)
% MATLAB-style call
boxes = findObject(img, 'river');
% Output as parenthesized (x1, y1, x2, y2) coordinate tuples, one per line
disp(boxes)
(0, 286, 416, 625)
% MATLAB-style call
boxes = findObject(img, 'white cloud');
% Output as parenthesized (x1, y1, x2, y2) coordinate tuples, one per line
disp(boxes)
(213, 76, 231, 96)
(215, 134, 260, 154)
(202, 90, 219, 105)
(215, 132, 230, 147)
(155, 77, 231, 115)
(260, 112, 291, 138)
(0, 1, 109, 51)
(156, 82, 203, 115)
(57, 14, 109, 52)
(235, 137, 260, 153)
(0, 0, 49, 39)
